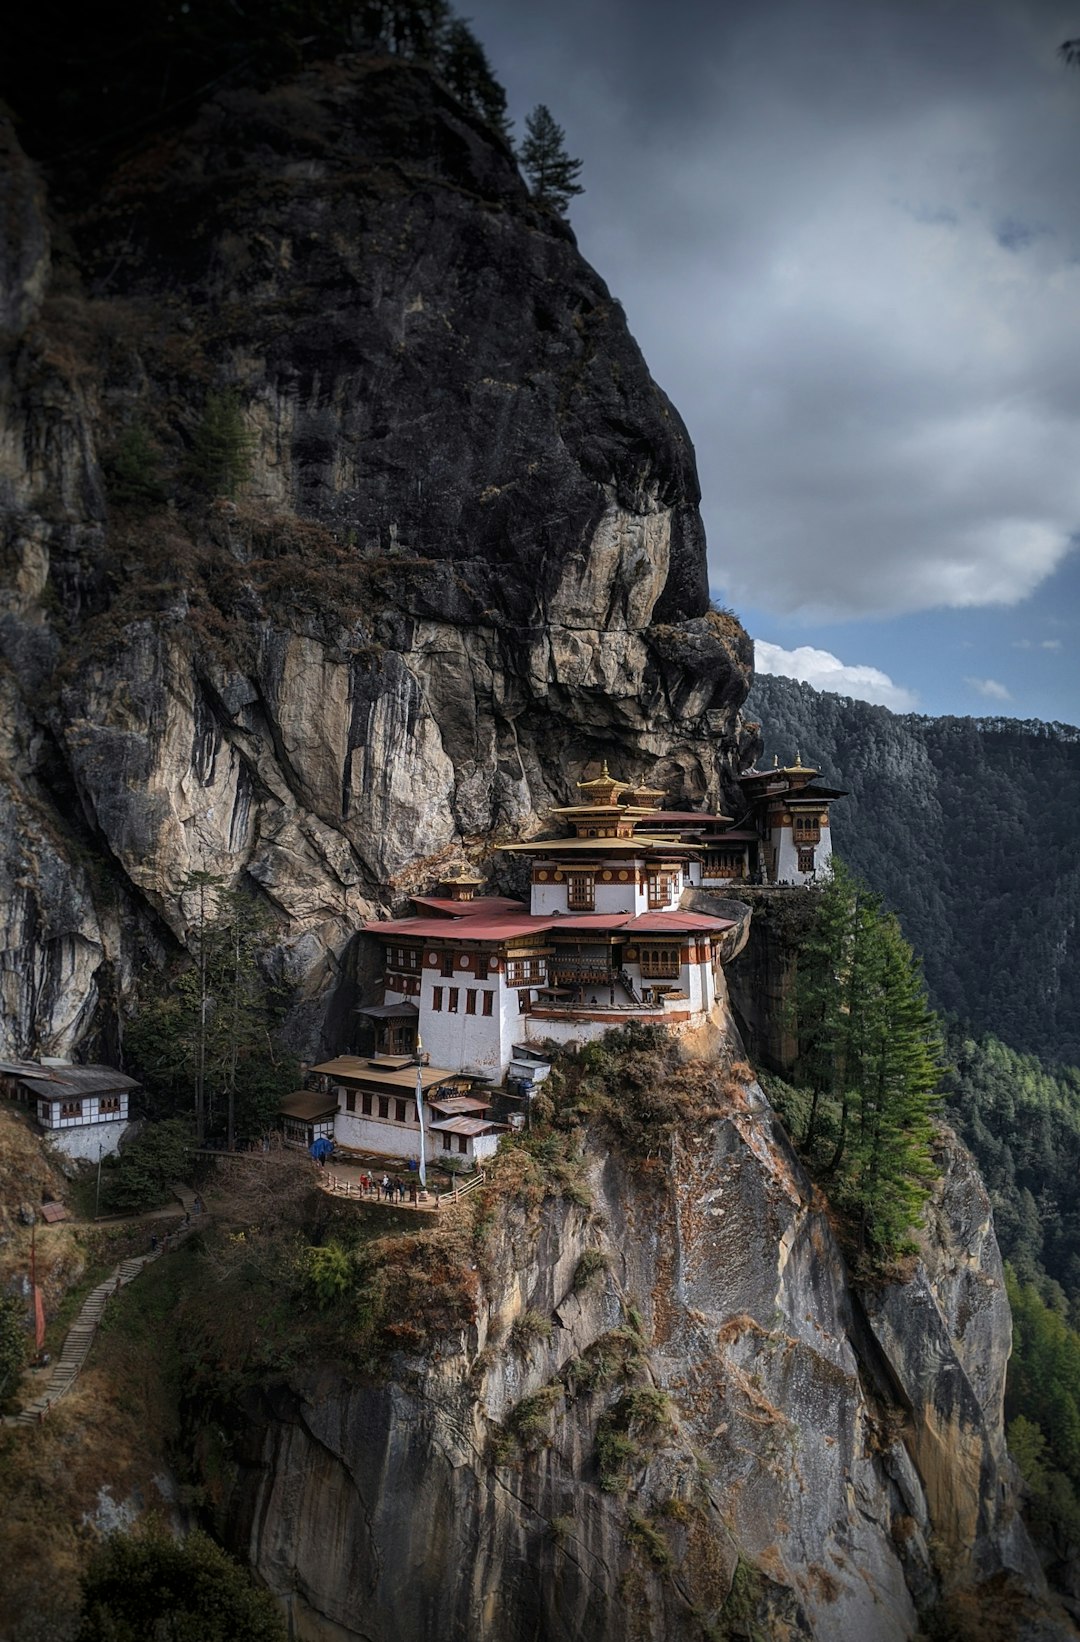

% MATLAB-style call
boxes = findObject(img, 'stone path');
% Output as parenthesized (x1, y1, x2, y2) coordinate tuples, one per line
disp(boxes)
(4, 1200, 201, 1428)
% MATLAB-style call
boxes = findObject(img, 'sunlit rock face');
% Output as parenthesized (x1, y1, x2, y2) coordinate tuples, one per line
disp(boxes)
(0, 66, 754, 1059)
(216, 1099, 1061, 1642)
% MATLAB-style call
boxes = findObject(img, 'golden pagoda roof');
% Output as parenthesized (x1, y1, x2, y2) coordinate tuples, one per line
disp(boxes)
(574, 761, 631, 803)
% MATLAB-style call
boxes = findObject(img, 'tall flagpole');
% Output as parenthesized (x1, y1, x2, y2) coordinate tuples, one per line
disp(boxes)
(415, 1031, 427, 1189)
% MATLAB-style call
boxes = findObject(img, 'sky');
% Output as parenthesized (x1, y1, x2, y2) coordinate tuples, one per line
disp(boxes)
(466, 0, 1080, 723)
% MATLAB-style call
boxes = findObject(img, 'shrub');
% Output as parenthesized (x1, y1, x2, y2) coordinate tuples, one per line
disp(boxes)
(106, 419, 167, 510)
(301, 1242, 353, 1308)
(572, 1249, 608, 1292)
(509, 1307, 553, 1357)
(626, 1510, 674, 1570)
(188, 389, 255, 497)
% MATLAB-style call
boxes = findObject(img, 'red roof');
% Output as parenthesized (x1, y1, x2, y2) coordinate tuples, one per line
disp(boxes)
(366, 908, 735, 943)
(365, 913, 551, 940)
(408, 896, 525, 918)
(624, 911, 735, 934)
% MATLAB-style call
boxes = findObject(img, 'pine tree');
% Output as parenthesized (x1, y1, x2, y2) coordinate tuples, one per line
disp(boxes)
(188, 389, 256, 498)
(438, 19, 510, 139)
(518, 104, 584, 214)
(124, 876, 297, 1147)
(793, 860, 942, 1260)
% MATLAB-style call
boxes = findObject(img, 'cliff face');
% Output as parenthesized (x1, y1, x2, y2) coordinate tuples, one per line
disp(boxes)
(0, 62, 754, 1060)
(213, 1084, 1062, 1642)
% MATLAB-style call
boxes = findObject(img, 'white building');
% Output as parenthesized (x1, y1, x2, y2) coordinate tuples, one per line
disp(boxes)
(737, 757, 845, 886)
(0, 1060, 138, 1163)
(308, 1055, 507, 1165)
(359, 767, 739, 1082)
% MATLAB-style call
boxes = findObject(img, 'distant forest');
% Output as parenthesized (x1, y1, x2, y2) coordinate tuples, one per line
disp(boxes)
(745, 674, 1080, 1066)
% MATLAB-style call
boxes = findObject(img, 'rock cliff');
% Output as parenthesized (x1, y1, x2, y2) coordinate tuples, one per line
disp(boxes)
(0, 59, 754, 1061)
(211, 1079, 1066, 1642)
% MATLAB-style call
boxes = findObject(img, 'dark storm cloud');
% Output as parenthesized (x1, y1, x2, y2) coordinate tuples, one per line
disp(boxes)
(468, 0, 1080, 619)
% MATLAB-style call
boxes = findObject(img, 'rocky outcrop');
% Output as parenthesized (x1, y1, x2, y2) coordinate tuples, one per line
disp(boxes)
(0, 62, 755, 1059)
(215, 1088, 1070, 1642)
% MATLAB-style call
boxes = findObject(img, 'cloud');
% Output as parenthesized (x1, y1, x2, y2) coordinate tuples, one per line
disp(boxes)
(1011, 637, 1063, 650)
(964, 676, 1012, 700)
(755, 640, 918, 710)
(470, 0, 1080, 621)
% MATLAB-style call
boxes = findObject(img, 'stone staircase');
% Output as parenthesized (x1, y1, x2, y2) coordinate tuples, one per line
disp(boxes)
(5, 1213, 199, 1427)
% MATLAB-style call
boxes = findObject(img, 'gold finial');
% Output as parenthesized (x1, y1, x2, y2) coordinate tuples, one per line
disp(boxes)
(601, 759, 610, 777)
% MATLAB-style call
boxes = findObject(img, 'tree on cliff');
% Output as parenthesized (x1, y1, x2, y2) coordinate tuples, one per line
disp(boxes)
(76, 1525, 286, 1642)
(125, 877, 296, 1148)
(438, 18, 511, 138)
(793, 862, 941, 1259)
(519, 105, 584, 214)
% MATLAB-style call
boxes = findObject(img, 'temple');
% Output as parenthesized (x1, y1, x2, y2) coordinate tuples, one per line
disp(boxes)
(295, 758, 844, 1165)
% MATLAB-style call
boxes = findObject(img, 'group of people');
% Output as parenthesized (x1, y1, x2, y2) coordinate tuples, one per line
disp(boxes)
(360, 1172, 419, 1203)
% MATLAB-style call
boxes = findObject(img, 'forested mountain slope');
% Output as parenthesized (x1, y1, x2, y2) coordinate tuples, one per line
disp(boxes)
(745, 674, 1080, 1063)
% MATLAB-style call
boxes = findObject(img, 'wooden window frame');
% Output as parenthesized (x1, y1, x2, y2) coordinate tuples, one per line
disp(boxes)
(639, 945, 682, 980)
(433, 986, 444, 1012)
(448, 988, 459, 1013)
(466, 989, 477, 1015)
(482, 991, 494, 1017)
(361, 1092, 372, 1116)
(567, 873, 595, 911)
(346, 1089, 356, 1113)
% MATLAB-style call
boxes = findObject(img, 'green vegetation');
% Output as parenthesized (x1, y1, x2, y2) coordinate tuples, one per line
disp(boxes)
(187, 390, 256, 499)
(5, 0, 513, 162)
(509, 1307, 553, 1357)
(106, 420, 168, 511)
(1005, 1270, 1080, 1542)
(572, 1248, 608, 1292)
(625, 1510, 674, 1571)
(0, 1296, 28, 1402)
(75, 1525, 286, 1642)
(518, 104, 584, 214)
(942, 1025, 1080, 1318)
(746, 671, 1080, 1064)
(125, 874, 297, 1147)
(595, 1386, 673, 1493)
(100, 1118, 193, 1214)
(787, 862, 942, 1262)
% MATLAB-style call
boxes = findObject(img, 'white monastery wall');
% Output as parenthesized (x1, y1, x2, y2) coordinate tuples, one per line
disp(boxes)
(45, 1117, 130, 1163)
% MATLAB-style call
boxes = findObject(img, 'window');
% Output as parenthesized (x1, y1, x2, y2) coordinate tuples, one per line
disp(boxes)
(797, 847, 816, 873)
(457, 1135, 468, 1154)
(482, 991, 494, 1017)
(518, 989, 532, 1013)
(793, 814, 820, 842)
(346, 1090, 356, 1113)
(441, 952, 455, 977)
(639, 946, 681, 979)
(449, 988, 459, 1013)
(466, 989, 477, 1015)
(395, 1099, 407, 1122)
(377, 1097, 389, 1118)
(506, 957, 544, 985)
(361, 1092, 372, 1115)
(647, 873, 675, 910)
(433, 986, 443, 1011)
(567, 873, 595, 910)
(441, 1132, 452, 1152)
(60, 1100, 82, 1119)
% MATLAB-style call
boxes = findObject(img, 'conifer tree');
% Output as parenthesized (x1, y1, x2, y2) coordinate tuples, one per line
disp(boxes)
(519, 104, 584, 214)
(793, 860, 942, 1259)
(438, 18, 511, 138)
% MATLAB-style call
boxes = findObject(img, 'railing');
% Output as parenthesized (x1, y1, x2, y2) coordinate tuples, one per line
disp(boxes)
(321, 1169, 486, 1206)
(449, 1169, 486, 1201)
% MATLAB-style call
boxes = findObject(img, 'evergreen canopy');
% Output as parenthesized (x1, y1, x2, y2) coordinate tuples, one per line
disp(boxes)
(519, 105, 585, 214)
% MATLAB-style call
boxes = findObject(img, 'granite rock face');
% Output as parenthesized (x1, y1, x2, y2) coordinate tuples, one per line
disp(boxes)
(0, 65, 754, 1059)
(218, 1096, 1068, 1642)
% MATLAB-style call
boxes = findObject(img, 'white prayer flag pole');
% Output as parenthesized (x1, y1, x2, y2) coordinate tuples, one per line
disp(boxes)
(415, 1031, 427, 1188)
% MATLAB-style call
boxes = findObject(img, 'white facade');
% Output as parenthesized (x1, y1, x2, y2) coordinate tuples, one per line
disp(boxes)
(529, 864, 683, 918)
(44, 1116, 131, 1164)
(384, 966, 522, 1076)
(333, 1097, 498, 1164)
(770, 816, 834, 887)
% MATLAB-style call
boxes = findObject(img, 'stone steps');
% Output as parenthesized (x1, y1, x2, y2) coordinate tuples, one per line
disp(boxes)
(3, 1218, 204, 1426)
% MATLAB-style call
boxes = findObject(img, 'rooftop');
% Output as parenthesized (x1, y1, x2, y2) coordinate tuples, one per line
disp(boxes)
(0, 1061, 139, 1098)
(280, 1089, 340, 1122)
(312, 1056, 458, 1093)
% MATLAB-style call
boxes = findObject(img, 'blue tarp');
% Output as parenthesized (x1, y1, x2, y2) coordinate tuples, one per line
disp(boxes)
(310, 1137, 334, 1160)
